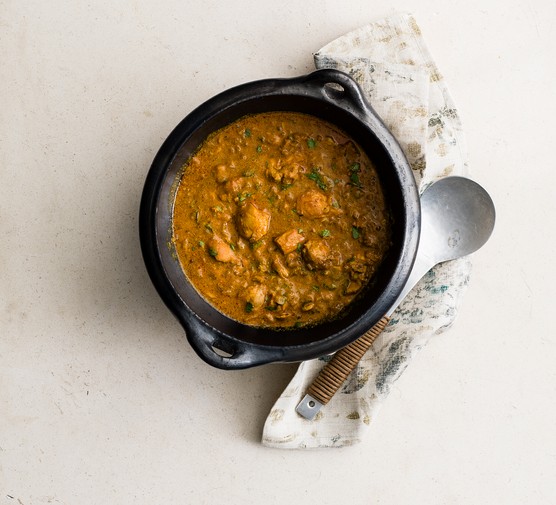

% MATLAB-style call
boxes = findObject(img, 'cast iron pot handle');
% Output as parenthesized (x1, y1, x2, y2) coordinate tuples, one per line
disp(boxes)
(300, 69, 372, 114)
(178, 308, 285, 370)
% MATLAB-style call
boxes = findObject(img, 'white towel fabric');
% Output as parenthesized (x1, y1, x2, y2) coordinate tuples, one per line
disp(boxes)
(262, 12, 472, 449)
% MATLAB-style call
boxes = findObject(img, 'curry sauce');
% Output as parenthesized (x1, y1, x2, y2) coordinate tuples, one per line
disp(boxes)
(172, 112, 391, 329)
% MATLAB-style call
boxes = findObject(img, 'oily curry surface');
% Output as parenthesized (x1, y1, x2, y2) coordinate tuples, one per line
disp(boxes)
(172, 112, 392, 329)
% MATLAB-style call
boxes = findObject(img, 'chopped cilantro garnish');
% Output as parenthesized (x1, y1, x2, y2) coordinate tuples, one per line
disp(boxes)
(320, 229, 331, 238)
(198, 241, 205, 247)
(307, 138, 316, 149)
(245, 302, 254, 313)
(244, 129, 251, 138)
(256, 145, 262, 153)
(349, 172, 362, 188)
(351, 226, 360, 239)
(204, 223, 213, 233)
(306, 167, 327, 190)
(208, 248, 218, 257)
(238, 192, 252, 202)
(348, 162, 363, 187)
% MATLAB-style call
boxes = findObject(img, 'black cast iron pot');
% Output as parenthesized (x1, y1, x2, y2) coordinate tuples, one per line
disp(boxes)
(139, 69, 420, 370)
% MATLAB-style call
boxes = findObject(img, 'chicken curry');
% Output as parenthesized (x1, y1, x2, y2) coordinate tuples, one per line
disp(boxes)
(172, 112, 391, 329)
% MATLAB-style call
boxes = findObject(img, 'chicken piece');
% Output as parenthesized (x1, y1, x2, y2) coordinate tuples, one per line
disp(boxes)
(285, 252, 303, 271)
(245, 284, 267, 308)
(265, 160, 300, 186)
(272, 255, 290, 278)
(281, 164, 300, 185)
(225, 177, 246, 194)
(274, 229, 305, 255)
(296, 190, 329, 219)
(206, 236, 238, 264)
(265, 159, 282, 182)
(214, 164, 228, 183)
(236, 201, 271, 242)
(302, 240, 330, 269)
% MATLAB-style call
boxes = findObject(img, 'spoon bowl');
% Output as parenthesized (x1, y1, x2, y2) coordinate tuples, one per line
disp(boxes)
(421, 175, 496, 262)
(387, 175, 496, 315)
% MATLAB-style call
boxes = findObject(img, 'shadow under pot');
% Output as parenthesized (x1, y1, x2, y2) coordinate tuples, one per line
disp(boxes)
(139, 69, 420, 370)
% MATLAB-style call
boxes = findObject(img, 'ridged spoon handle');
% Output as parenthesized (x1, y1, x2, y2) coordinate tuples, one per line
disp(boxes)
(295, 316, 390, 420)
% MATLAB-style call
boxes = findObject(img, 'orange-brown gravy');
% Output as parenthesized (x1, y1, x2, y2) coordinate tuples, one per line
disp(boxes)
(172, 112, 391, 329)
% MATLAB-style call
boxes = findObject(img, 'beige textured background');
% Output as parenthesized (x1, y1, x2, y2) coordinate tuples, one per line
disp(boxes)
(1, 1, 555, 504)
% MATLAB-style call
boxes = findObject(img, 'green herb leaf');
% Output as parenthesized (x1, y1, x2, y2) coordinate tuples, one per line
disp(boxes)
(251, 240, 264, 250)
(306, 168, 327, 190)
(320, 229, 331, 238)
(229, 243, 236, 251)
(307, 138, 316, 149)
(349, 172, 362, 188)
(238, 192, 252, 202)
(204, 223, 213, 233)
(265, 306, 278, 311)
(208, 248, 218, 257)
(256, 145, 262, 153)
(351, 226, 360, 239)
(349, 162, 361, 172)
(245, 302, 254, 313)
(244, 129, 251, 138)
(198, 240, 205, 247)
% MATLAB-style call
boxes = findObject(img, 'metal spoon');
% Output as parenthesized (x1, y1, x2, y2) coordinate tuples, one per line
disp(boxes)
(296, 176, 496, 420)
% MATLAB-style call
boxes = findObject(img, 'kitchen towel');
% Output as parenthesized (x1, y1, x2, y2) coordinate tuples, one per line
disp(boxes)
(262, 12, 472, 449)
